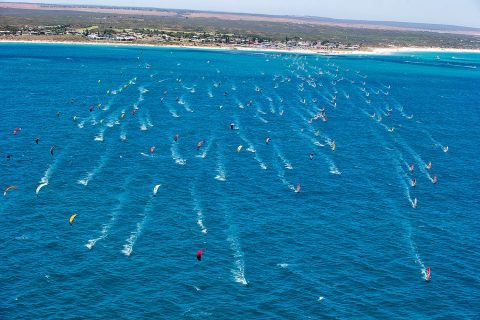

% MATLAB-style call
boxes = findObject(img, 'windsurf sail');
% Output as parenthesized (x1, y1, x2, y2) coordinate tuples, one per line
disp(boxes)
(425, 267, 431, 281)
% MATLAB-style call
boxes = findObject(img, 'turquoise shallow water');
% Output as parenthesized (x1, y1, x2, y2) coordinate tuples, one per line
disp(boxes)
(0, 43, 479, 319)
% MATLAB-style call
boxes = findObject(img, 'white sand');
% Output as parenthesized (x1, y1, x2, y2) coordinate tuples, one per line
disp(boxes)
(1, 39, 479, 56)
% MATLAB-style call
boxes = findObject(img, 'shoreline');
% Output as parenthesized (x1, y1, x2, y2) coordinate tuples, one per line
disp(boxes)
(1, 39, 480, 56)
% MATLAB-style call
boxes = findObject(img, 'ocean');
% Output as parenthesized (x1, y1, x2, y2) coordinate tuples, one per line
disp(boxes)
(0, 43, 479, 319)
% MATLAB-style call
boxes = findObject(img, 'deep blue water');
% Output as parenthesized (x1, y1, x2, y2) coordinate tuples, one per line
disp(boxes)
(1, 43, 479, 319)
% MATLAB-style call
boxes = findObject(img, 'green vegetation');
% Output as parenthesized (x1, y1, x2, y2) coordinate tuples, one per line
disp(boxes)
(1, 8, 479, 49)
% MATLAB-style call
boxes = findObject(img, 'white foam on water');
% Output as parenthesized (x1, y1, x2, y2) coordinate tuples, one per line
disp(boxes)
(228, 232, 248, 285)
(246, 141, 267, 170)
(275, 159, 296, 192)
(87, 175, 134, 249)
(139, 122, 148, 131)
(145, 113, 154, 128)
(86, 223, 109, 250)
(77, 149, 110, 186)
(163, 101, 179, 118)
(192, 188, 208, 235)
(328, 161, 342, 175)
(424, 130, 446, 152)
(94, 128, 105, 141)
(181, 99, 194, 112)
(274, 144, 293, 170)
(407, 224, 427, 279)
(313, 139, 325, 147)
(394, 103, 414, 120)
(395, 135, 432, 182)
(214, 149, 227, 181)
(256, 106, 267, 115)
(171, 141, 186, 165)
(215, 172, 226, 181)
(257, 114, 269, 123)
(393, 152, 415, 206)
(36, 144, 67, 194)
(140, 152, 155, 158)
(122, 221, 143, 256)
(122, 201, 152, 256)
(253, 147, 268, 170)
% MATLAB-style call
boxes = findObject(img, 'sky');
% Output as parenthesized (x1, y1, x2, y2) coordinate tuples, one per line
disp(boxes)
(5, 0, 480, 28)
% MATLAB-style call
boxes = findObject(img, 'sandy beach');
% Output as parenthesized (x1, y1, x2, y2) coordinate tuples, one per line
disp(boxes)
(1, 39, 480, 56)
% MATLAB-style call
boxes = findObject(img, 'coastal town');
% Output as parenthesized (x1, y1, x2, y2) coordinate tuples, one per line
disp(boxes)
(0, 24, 361, 51)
